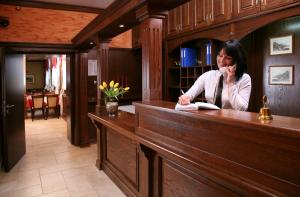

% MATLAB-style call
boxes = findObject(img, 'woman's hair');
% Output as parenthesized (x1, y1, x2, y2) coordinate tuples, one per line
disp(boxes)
(219, 39, 247, 81)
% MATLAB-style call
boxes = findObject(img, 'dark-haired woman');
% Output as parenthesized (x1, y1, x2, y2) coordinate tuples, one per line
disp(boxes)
(178, 40, 251, 111)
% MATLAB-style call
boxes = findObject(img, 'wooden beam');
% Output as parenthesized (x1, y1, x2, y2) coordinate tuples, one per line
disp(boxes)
(72, 0, 141, 46)
(72, 0, 190, 46)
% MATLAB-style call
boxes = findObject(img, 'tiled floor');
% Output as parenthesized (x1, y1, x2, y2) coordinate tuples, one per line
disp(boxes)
(0, 118, 125, 197)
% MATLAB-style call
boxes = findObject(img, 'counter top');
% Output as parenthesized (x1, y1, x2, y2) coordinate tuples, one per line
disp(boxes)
(133, 100, 300, 135)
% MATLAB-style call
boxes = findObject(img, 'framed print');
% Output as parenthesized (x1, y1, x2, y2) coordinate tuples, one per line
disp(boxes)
(269, 65, 294, 85)
(26, 75, 34, 84)
(270, 35, 293, 55)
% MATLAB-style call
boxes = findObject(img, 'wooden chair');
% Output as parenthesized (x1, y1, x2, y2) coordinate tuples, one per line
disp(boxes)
(45, 94, 60, 119)
(31, 95, 46, 121)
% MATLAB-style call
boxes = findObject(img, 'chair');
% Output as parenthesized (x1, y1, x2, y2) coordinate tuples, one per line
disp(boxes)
(45, 94, 60, 119)
(31, 95, 46, 121)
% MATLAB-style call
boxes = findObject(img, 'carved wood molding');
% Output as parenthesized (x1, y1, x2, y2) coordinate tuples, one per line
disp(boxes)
(136, 3, 167, 22)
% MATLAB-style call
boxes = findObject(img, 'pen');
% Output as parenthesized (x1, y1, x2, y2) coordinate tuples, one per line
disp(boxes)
(181, 89, 185, 95)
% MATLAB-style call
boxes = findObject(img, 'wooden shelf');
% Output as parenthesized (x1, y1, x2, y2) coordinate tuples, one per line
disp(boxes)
(166, 39, 219, 102)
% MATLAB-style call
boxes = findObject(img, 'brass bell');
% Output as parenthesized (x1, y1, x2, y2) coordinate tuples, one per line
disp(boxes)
(258, 96, 273, 120)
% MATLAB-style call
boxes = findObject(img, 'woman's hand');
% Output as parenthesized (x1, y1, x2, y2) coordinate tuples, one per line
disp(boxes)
(178, 95, 191, 105)
(225, 64, 236, 86)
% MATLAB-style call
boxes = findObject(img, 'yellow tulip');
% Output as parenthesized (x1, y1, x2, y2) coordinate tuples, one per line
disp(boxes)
(124, 87, 130, 91)
(109, 80, 114, 87)
(102, 82, 107, 88)
(99, 85, 104, 90)
(114, 83, 119, 88)
(114, 88, 119, 92)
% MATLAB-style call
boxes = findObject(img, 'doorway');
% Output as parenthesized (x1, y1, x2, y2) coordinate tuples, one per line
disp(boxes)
(1, 48, 75, 171)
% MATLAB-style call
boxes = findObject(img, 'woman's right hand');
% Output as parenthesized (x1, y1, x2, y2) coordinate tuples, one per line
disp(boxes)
(178, 95, 191, 105)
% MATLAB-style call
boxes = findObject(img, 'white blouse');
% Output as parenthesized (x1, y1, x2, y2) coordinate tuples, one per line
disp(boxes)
(184, 70, 252, 111)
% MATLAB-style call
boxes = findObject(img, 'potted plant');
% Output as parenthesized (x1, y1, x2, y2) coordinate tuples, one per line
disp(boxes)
(99, 80, 130, 117)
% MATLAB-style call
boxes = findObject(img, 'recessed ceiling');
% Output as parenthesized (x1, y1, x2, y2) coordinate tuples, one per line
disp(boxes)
(0, 4, 97, 44)
(28, 0, 115, 9)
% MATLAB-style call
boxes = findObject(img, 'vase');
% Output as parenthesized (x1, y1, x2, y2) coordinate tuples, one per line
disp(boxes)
(105, 98, 118, 117)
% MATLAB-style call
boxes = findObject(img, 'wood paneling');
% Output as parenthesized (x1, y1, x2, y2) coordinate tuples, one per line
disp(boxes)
(89, 101, 300, 196)
(241, 16, 300, 118)
(140, 18, 163, 101)
(135, 101, 300, 196)
(109, 29, 132, 48)
(106, 128, 137, 186)
(108, 48, 142, 104)
(260, 16, 300, 117)
(88, 110, 138, 197)
(74, 52, 89, 146)
(0, 4, 97, 44)
(162, 159, 238, 197)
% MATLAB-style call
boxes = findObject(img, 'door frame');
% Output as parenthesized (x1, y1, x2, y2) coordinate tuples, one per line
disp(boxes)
(0, 42, 78, 145)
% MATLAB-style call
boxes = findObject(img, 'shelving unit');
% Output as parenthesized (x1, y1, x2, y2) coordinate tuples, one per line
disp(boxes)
(166, 39, 220, 102)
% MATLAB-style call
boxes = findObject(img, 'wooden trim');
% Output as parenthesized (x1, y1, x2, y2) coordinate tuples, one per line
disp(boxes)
(0, 42, 74, 53)
(0, 0, 104, 14)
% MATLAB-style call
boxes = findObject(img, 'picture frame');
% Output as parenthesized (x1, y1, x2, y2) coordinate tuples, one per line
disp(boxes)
(269, 65, 294, 85)
(26, 75, 34, 84)
(270, 35, 293, 55)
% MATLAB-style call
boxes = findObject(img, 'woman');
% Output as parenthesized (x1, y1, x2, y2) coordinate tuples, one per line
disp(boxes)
(178, 40, 251, 111)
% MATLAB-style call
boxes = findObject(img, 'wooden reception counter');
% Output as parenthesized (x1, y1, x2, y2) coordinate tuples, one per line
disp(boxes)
(88, 101, 300, 197)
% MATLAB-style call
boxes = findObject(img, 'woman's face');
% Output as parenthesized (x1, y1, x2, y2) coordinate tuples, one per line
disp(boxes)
(217, 49, 233, 69)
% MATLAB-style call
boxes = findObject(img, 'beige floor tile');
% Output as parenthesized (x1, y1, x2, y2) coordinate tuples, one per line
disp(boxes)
(0, 180, 18, 195)
(41, 172, 66, 194)
(0, 170, 19, 183)
(92, 178, 126, 197)
(16, 170, 41, 190)
(9, 184, 43, 197)
(37, 189, 70, 197)
(63, 175, 98, 197)
(0, 119, 124, 197)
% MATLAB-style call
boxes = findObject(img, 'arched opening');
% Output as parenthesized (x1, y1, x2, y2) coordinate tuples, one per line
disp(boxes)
(241, 15, 300, 117)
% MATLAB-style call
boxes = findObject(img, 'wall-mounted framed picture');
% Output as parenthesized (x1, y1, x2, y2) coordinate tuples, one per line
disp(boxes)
(269, 65, 294, 85)
(270, 35, 293, 55)
(26, 75, 34, 84)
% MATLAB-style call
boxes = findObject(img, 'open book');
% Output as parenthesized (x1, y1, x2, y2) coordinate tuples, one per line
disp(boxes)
(175, 102, 220, 110)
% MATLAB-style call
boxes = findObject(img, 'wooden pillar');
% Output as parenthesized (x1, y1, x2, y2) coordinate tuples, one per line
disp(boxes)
(74, 51, 89, 147)
(95, 39, 111, 111)
(137, 5, 164, 101)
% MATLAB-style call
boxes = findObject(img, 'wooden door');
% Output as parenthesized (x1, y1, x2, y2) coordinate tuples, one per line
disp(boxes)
(180, 1, 194, 32)
(194, 0, 208, 29)
(260, 0, 294, 11)
(211, 0, 231, 25)
(0, 51, 26, 172)
(167, 7, 180, 36)
(233, 0, 260, 18)
(65, 54, 74, 144)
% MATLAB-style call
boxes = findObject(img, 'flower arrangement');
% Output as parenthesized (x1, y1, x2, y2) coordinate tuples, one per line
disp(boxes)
(99, 80, 130, 101)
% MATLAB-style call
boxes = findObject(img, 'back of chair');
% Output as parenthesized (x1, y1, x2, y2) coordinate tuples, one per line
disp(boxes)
(47, 95, 58, 108)
(32, 95, 44, 108)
